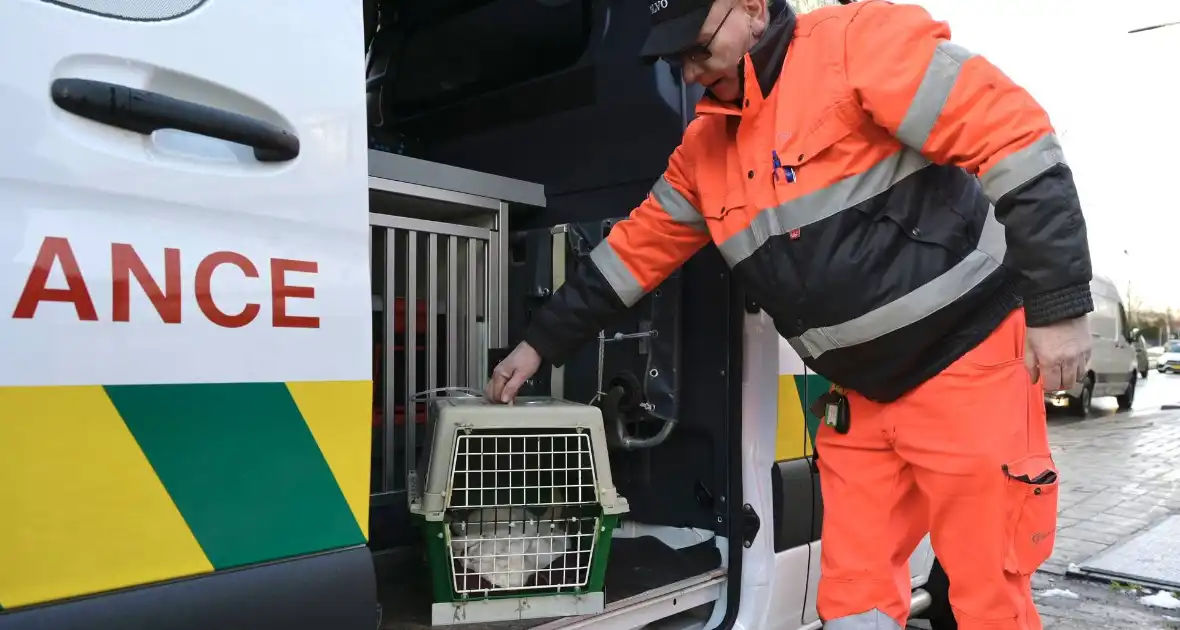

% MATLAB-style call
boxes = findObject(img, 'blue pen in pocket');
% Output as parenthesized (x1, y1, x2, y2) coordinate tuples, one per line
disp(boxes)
(771, 150, 796, 184)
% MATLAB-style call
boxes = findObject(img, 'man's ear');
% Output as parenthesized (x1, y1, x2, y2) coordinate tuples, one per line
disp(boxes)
(739, 0, 769, 17)
(741, 0, 770, 34)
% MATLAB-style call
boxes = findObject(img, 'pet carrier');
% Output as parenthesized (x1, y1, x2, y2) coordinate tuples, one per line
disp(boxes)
(409, 396, 630, 626)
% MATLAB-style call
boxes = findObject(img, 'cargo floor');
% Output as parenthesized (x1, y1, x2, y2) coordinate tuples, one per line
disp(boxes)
(376, 536, 723, 629)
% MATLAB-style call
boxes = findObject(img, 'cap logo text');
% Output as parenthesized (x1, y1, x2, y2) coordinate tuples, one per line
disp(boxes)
(650, 0, 668, 14)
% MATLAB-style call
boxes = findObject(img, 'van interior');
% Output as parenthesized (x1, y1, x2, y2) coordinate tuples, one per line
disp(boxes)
(362, 1, 744, 628)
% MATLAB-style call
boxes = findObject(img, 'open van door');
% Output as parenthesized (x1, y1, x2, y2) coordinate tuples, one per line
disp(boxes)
(0, 1, 375, 627)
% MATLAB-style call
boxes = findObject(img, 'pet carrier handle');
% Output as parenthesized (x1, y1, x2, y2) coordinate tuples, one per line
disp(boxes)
(411, 386, 484, 401)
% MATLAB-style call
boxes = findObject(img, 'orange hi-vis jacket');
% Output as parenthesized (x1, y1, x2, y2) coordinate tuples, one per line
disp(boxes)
(524, 0, 1093, 402)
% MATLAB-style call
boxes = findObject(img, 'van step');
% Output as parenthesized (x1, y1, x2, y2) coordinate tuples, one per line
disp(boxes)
(531, 570, 727, 630)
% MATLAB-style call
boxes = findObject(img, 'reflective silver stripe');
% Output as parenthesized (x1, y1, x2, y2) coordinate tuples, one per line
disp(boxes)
(823, 609, 902, 629)
(717, 149, 931, 267)
(587, 177, 699, 309)
(896, 41, 977, 150)
(589, 240, 645, 308)
(652, 176, 707, 232)
(789, 204, 1007, 359)
(979, 132, 1067, 204)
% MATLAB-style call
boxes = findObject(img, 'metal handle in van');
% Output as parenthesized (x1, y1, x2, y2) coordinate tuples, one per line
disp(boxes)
(50, 78, 300, 162)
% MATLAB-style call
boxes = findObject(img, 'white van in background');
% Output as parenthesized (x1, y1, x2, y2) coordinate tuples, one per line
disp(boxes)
(1044, 275, 1140, 416)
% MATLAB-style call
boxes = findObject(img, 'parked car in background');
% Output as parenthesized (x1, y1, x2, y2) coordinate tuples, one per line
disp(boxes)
(1157, 340, 1180, 374)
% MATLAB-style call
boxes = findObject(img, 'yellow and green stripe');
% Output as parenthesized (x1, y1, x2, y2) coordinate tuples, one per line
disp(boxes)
(775, 373, 828, 461)
(0, 380, 370, 609)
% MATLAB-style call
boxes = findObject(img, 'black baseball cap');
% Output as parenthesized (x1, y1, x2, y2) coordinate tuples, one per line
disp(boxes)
(639, 0, 715, 63)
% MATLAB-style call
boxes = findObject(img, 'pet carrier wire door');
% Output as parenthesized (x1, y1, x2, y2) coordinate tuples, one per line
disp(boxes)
(410, 397, 630, 626)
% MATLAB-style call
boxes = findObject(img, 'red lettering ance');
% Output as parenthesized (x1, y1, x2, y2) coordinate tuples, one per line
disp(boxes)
(11, 237, 320, 329)
(271, 258, 319, 329)
(195, 251, 261, 328)
(112, 243, 182, 323)
(12, 236, 98, 321)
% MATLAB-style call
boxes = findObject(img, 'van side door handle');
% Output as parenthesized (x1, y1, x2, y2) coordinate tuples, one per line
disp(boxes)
(50, 78, 300, 162)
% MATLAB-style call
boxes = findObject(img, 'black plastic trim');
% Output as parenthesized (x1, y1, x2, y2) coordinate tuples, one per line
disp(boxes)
(740, 503, 761, 549)
(717, 272, 744, 630)
(770, 458, 822, 552)
(0, 546, 376, 630)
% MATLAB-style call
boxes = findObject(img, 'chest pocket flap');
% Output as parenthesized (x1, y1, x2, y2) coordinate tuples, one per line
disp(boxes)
(780, 112, 853, 167)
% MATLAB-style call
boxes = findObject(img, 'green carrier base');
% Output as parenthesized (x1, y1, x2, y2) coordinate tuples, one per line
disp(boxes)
(418, 513, 620, 626)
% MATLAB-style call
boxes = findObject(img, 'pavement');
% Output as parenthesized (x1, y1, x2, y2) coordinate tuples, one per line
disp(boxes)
(1032, 373, 1180, 628)
(1029, 573, 1180, 630)
(1042, 375, 1180, 576)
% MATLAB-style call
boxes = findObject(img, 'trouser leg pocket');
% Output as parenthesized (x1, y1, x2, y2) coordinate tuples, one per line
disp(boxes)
(1002, 454, 1060, 575)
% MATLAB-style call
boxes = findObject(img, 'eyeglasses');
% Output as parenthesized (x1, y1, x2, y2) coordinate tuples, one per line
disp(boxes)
(662, 4, 735, 68)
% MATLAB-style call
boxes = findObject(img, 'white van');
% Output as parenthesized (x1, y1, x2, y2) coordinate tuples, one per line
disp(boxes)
(0, 1, 955, 630)
(1044, 275, 1139, 416)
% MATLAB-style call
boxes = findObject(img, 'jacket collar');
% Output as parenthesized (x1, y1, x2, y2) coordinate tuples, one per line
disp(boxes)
(695, 1, 795, 117)
(747, 0, 795, 99)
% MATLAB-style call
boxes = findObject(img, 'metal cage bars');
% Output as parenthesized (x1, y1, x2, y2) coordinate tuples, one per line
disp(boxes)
(370, 203, 508, 497)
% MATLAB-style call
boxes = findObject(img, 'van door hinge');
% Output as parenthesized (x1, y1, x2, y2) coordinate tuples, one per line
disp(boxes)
(741, 503, 760, 548)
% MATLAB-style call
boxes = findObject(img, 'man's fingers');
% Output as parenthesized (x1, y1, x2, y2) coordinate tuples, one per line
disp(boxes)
(1041, 361, 1063, 392)
(1060, 357, 1080, 389)
(1073, 350, 1088, 386)
(1039, 354, 1087, 391)
(501, 370, 528, 403)
(486, 365, 510, 402)
(1024, 347, 1040, 384)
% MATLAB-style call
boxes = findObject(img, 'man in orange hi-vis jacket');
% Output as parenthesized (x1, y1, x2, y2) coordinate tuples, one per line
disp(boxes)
(487, 1, 1094, 628)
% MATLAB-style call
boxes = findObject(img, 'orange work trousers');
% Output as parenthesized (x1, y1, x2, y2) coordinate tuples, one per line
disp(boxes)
(815, 308, 1058, 629)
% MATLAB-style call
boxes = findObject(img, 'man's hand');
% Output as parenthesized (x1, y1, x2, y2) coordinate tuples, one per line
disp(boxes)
(485, 341, 543, 404)
(1025, 315, 1092, 391)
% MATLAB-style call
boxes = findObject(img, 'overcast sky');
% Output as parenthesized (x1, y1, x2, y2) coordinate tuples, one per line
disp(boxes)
(898, 0, 1180, 311)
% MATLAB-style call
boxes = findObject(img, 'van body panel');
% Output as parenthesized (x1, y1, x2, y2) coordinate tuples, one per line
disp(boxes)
(0, 547, 376, 630)
(0, 0, 372, 612)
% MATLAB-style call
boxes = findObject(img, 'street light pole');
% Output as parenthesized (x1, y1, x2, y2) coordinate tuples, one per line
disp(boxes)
(1124, 249, 1133, 314)
(1118, 24, 1175, 344)
(1125, 22, 1177, 341)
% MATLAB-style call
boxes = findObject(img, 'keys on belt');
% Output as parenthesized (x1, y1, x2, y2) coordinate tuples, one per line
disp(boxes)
(809, 386, 850, 435)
